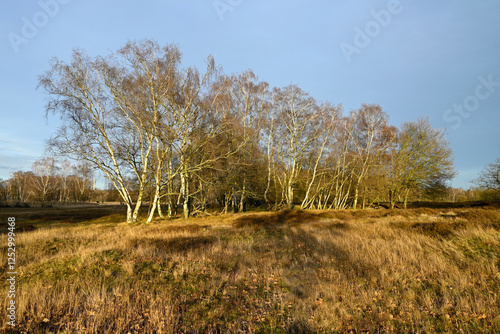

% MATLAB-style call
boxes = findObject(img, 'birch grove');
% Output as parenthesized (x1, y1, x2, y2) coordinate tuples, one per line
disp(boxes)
(38, 40, 456, 221)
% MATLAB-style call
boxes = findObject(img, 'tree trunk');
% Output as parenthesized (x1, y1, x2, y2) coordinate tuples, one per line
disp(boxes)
(389, 189, 396, 209)
(287, 185, 294, 209)
(232, 187, 238, 213)
(199, 179, 207, 213)
(353, 186, 359, 210)
(223, 193, 230, 214)
(239, 178, 247, 212)
(264, 126, 274, 205)
(239, 194, 246, 213)
(146, 195, 157, 224)
(183, 197, 190, 219)
(403, 189, 410, 209)
(157, 197, 164, 218)
(126, 204, 133, 223)
(181, 172, 190, 219)
(167, 196, 173, 218)
(146, 184, 160, 224)
(132, 195, 142, 223)
(166, 159, 174, 218)
(301, 134, 329, 210)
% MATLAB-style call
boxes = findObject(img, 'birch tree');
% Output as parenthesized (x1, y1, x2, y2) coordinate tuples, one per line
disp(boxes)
(31, 158, 60, 202)
(40, 48, 143, 222)
(8, 171, 31, 202)
(168, 56, 239, 218)
(320, 117, 357, 210)
(299, 103, 340, 209)
(219, 70, 269, 212)
(272, 85, 341, 208)
(474, 158, 500, 191)
(97, 41, 181, 223)
(349, 105, 393, 209)
(39, 41, 184, 222)
(72, 161, 94, 201)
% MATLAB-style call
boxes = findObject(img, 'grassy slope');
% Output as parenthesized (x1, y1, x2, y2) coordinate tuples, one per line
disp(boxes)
(1, 207, 500, 333)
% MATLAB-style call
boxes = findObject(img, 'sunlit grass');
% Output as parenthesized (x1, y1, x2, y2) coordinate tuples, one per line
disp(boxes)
(1, 207, 499, 333)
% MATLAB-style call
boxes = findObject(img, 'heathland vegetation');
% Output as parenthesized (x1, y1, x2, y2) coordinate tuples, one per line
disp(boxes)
(1, 204, 500, 333)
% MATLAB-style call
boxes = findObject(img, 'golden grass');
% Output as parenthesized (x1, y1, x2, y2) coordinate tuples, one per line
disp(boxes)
(1, 208, 499, 333)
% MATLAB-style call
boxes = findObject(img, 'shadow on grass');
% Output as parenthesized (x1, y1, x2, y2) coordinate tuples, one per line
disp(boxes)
(408, 200, 500, 209)
(232, 209, 329, 229)
(130, 235, 217, 255)
(408, 221, 467, 238)
(231, 208, 446, 229)
(289, 226, 379, 285)
(391, 209, 500, 238)
(0, 223, 37, 235)
(232, 210, 380, 296)
(0, 204, 128, 223)
(162, 224, 209, 233)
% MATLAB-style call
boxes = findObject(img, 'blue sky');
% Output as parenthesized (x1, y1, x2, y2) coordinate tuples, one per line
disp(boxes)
(1, 0, 499, 188)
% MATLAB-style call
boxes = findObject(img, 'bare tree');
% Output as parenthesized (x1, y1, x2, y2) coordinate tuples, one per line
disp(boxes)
(271, 85, 341, 209)
(72, 161, 94, 201)
(38, 40, 461, 216)
(349, 105, 394, 209)
(219, 70, 269, 212)
(300, 103, 340, 209)
(7, 171, 31, 202)
(0, 179, 6, 202)
(39, 48, 140, 222)
(316, 116, 356, 210)
(39, 41, 184, 222)
(58, 159, 72, 201)
(168, 56, 223, 219)
(474, 158, 500, 191)
(31, 158, 60, 202)
(97, 40, 181, 223)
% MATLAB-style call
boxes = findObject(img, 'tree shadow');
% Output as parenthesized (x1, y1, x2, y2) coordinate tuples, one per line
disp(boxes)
(232, 209, 328, 229)
(162, 224, 210, 233)
(130, 235, 217, 255)
(232, 210, 381, 296)
(286, 225, 379, 285)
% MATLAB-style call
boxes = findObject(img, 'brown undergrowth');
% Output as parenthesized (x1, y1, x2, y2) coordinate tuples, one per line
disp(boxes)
(1, 207, 499, 333)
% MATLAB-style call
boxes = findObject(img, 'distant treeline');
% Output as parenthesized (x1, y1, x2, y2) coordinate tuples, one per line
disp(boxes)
(0, 158, 119, 204)
(0, 159, 94, 203)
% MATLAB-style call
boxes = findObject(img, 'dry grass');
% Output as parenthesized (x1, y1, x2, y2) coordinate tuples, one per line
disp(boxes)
(1, 207, 500, 333)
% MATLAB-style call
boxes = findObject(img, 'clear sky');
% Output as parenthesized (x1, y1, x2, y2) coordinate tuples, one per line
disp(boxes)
(1, 0, 499, 188)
